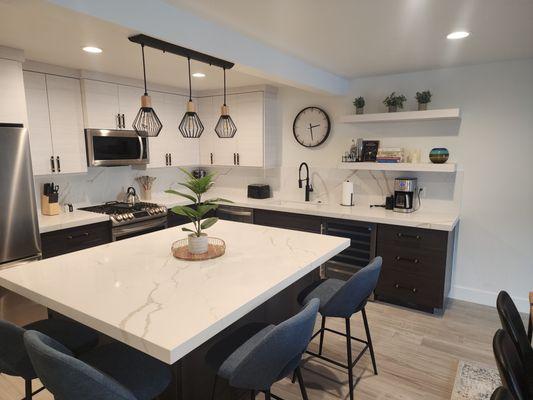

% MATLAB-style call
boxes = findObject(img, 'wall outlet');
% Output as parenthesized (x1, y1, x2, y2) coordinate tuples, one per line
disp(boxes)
(419, 187, 426, 198)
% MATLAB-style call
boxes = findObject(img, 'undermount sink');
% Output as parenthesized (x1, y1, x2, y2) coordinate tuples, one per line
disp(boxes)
(266, 199, 326, 206)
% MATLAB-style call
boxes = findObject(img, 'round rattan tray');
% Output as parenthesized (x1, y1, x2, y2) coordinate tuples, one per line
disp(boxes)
(171, 237, 226, 261)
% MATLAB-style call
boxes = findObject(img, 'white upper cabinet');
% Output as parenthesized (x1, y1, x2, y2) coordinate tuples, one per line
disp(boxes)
(23, 71, 86, 175)
(148, 91, 199, 168)
(81, 79, 143, 130)
(23, 71, 54, 175)
(45, 75, 86, 174)
(198, 88, 279, 168)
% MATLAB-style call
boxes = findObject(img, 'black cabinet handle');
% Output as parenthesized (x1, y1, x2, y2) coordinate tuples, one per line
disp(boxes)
(397, 232, 422, 240)
(169, 153, 172, 166)
(395, 256, 420, 264)
(50, 156, 55, 173)
(67, 232, 89, 240)
(210, 153, 213, 165)
(165, 153, 168, 166)
(56, 156, 61, 173)
(394, 283, 417, 293)
(236, 153, 240, 165)
(233, 153, 236, 165)
(121, 114, 126, 128)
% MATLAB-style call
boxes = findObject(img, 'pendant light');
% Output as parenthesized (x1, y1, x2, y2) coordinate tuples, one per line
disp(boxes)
(133, 44, 163, 137)
(179, 58, 204, 138)
(215, 68, 237, 138)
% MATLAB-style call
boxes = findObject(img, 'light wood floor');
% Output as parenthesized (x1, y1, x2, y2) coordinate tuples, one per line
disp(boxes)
(0, 299, 503, 400)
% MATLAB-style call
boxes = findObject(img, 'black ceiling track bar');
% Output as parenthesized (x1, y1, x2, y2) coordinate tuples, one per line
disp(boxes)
(128, 34, 235, 70)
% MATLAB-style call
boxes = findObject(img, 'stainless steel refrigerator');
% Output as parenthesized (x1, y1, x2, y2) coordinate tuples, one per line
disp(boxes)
(0, 123, 41, 266)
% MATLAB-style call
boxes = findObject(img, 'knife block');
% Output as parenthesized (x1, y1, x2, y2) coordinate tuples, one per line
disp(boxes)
(41, 194, 60, 216)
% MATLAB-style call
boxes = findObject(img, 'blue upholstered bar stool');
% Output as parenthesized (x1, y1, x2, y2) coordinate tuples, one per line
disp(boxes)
(296, 257, 382, 400)
(24, 330, 172, 400)
(205, 298, 320, 400)
(491, 387, 514, 400)
(0, 318, 99, 399)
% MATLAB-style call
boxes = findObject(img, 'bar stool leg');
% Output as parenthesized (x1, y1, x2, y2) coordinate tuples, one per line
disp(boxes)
(265, 389, 271, 400)
(24, 379, 32, 400)
(345, 318, 354, 400)
(295, 367, 309, 400)
(361, 308, 378, 375)
(250, 389, 255, 399)
(318, 316, 326, 355)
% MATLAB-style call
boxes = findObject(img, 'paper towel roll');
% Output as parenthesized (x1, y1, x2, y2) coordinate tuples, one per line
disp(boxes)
(341, 180, 354, 206)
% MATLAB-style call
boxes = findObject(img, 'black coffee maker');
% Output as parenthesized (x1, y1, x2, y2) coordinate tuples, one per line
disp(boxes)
(393, 178, 418, 213)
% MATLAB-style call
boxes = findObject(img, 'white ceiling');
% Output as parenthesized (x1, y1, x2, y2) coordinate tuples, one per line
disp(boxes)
(165, 0, 533, 78)
(0, 0, 271, 90)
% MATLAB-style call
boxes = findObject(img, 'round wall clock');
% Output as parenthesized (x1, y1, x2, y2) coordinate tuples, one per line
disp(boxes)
(293, 106, 331, 148)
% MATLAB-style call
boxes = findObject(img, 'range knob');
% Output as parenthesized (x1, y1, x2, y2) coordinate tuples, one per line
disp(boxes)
(128, 213, 134, 220)
(160, 207, 167, 213)
(115, 214, 123, 222)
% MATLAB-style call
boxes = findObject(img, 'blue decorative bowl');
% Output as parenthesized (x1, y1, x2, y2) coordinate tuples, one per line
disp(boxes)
(429, 148, 449, 164)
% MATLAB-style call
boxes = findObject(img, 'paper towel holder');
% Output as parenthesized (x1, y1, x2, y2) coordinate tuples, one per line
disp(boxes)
(341, 180, 355, 207)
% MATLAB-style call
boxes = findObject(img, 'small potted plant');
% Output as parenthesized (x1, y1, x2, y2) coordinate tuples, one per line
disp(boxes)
(353, 96, 365, 114)
(382, 92, 407, 112)
(415, 90, 432, 111)
(165, 168, 231, 254)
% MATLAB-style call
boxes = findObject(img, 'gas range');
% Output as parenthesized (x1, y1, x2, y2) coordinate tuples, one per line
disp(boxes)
(79, 202, 168, 241)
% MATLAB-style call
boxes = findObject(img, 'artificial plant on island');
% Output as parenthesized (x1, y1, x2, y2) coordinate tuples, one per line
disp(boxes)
(165, 168, 232, 254)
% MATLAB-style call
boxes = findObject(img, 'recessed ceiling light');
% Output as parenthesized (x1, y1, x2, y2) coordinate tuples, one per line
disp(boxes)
(83, 46, 102, 54)
(446, 31, 470, 40)
(192, 72, 206, 78)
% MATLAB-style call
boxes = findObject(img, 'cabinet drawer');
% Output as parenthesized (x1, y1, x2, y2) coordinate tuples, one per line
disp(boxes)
(41, 222, 111, 258)
(377, 224, 448, 252)
(253, 209, 322, 233)
(379, 246, 447, 279)
(376, 267, 443, 309)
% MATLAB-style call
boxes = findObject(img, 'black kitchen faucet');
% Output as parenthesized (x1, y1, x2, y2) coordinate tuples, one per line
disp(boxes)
(298, 162, 313, 202)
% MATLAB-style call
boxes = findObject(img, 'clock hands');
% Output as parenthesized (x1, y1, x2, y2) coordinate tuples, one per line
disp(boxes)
(307, 123, 321, 141)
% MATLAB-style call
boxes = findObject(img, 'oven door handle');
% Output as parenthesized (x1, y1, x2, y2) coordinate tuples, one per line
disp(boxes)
(112, 218, 167, 240)
(138, 136, 144, 161)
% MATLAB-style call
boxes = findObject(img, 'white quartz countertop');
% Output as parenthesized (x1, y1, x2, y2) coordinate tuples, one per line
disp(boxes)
(0, 221, 349, 364)
(38, 210, 109, 233)
(151, 192, 459, 232)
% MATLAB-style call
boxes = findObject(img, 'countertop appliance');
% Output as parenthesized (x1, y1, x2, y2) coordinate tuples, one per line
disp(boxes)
(247, 184, 271, 199)
(393, 178, 418, 213)
(85, 129, 149, 167)
(0, 124, 42, 266)
(125, 187, 140, 205)
(79, 201, 167, 241)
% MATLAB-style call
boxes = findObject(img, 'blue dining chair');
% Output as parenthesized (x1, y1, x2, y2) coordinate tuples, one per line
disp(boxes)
(0, 318, 99, 399)
(491, 386, 514, 400)
(24, 330, 172, 400)
(205, 298, 320, 400)
(297, 257, 382, 400)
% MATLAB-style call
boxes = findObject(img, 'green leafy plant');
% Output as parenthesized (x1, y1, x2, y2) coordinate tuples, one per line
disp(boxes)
(353, 96, 365, 109)
(415, 90, 432, 104)
(165, 168, 232, 237)
(382, 92, 407, 108)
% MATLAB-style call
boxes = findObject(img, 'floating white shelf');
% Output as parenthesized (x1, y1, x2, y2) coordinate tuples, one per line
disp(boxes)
(338, 162, 456, 173)
(339, 108, 461, 124)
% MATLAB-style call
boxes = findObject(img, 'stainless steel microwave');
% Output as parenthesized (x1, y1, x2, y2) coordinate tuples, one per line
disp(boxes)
(85, 129, 149, 167)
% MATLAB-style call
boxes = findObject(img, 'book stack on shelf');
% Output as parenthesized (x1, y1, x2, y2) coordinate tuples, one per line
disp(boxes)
(376, 147, 404, 163)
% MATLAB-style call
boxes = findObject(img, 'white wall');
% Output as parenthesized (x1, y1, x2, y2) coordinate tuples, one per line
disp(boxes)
(211, 58, 533, 311)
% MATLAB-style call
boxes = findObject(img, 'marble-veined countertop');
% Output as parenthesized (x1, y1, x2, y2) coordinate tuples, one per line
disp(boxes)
(0, 221, 349, 364)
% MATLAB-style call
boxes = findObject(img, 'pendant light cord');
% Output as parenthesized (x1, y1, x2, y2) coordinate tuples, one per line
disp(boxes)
(223, 68, 227, 106)
(187, 58, 192, 101)
(141, 44, 148, 96)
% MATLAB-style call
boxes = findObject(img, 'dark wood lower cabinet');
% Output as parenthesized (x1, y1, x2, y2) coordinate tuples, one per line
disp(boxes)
(41, 221, 111, 258)
(374, 224, 455, 313)
(253, 209, 322, 233)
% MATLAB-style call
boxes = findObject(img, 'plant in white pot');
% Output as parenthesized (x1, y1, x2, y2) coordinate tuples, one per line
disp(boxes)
(165, 168, 231, 254)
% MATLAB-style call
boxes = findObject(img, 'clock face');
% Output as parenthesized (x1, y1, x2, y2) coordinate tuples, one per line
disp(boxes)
(293, 107, 331, 148)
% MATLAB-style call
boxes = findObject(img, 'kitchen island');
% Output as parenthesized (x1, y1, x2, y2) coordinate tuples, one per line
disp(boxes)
(0, 221, 349, 399)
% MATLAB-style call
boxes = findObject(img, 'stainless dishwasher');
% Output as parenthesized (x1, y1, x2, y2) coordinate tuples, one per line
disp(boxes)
(216, 206, 254, 223)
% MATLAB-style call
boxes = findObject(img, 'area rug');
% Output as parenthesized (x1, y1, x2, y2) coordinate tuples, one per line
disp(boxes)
(450, 360, 501, 400)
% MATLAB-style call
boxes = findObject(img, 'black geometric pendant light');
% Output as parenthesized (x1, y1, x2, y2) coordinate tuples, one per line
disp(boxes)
(215, 68, 237, 138)
(133, 44, 163, 137)
(179, 58, 204, 138)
